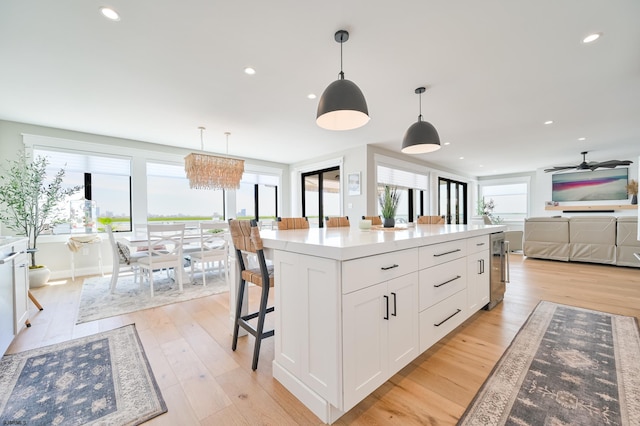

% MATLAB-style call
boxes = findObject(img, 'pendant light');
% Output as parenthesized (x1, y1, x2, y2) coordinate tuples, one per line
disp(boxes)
(401, 87, 441, 154)
(316, 30, 370, 131)
(184, 128, 245, 190)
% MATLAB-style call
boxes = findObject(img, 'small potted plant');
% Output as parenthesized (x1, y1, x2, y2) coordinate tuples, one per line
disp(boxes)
(378, 185, 400, 228)
(0, 152, 82, 287)
(627, 179, 638, 205)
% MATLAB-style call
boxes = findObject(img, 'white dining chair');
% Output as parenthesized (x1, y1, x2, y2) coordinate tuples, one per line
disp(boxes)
(137, 223, 186, 297)
(188, 222, 229, 286)
(105, 224, 148, 293)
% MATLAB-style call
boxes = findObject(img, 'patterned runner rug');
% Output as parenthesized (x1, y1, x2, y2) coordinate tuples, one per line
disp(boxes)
(77, 271, 229, 324)
(458, 301, 640, 425)
(0, 325, 166, 425)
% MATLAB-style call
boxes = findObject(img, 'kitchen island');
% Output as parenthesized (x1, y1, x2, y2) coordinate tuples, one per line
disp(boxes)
(258, 223, 505, 424)
(0, 237, 29, 356)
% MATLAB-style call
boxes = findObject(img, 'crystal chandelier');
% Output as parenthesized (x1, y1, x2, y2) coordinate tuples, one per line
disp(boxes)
(184, 128, 244, 190)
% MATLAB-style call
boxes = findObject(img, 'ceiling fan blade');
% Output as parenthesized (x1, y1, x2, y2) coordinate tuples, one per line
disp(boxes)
(544, 165, 577, 173)
(588, 160, 633, 170)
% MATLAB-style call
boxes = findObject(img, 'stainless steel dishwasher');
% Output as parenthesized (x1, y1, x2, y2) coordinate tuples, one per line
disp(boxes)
(486, 231, 509, 310)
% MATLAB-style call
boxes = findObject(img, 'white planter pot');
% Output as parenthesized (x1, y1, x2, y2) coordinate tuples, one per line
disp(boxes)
(29, 267, 51, 288)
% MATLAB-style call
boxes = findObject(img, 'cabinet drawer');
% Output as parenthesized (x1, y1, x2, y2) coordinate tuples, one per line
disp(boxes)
(467, 235, 489, 254)
(419, 290, 467, 352)
(419, 257, 466, 310)
(419, 239, 467, 269)
(342, 248, 418, 294)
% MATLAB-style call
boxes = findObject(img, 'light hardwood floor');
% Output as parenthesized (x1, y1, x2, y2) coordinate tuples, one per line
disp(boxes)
(8, 254, 640, 425)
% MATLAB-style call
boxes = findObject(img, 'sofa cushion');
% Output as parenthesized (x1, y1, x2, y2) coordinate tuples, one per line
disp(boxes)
(569, 216, 616, 265)
(616, 216, 640, 267)
(524, 217, 570, 261)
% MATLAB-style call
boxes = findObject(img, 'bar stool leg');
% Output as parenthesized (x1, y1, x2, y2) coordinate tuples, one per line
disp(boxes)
(251, 284, 270, 370)
(232, 277, 246, 351)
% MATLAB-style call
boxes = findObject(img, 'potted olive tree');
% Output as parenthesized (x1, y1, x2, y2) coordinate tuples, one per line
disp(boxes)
(0, 152, 81, 287)
(378, 185, 400, 228)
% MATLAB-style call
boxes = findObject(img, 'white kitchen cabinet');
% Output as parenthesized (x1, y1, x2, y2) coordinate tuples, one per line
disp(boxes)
(1, 238, 29, 356)
(342, 272, 418, 411)
(466, 236, 490, 312)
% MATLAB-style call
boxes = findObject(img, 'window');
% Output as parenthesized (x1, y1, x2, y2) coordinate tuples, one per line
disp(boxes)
(236, 172, 279, 221)
(479, 182, 529, 221)
(146, 162, 225, 223)
(34, 148, 132, 232)
(302, 167, 340, 227)
(377, 165, 429, 223)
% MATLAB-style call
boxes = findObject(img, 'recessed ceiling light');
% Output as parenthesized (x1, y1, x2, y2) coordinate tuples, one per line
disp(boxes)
(459, 157, 464, 160)
(582, 32, 602, 44)
(307, 93, 317, 99)
(479, 165, 484, 168)
(578, 137, 586, 141)
(244, 67, 256, 75)
(544, 120, 554, 125)
(99, 7, 120, 21)
(444, 142, 451, 146)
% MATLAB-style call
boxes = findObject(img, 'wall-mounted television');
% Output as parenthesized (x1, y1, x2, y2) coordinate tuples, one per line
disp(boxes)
(551, 168, 629, 202)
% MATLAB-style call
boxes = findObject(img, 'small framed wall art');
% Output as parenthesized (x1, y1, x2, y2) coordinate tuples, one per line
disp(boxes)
(348, 172, 361, 196)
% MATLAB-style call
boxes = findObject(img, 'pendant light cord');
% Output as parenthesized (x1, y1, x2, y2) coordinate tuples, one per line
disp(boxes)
(199, 126, 205, 151)
(339, 33, 344, 80)
(418, 91, 423, 122)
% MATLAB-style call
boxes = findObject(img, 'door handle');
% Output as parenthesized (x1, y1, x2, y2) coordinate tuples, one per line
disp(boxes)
(391, 292, 397, 316)
(383, 295, 389, 320)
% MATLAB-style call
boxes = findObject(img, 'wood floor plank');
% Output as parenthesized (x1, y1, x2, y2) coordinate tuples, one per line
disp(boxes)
(5, 254, 640, 425)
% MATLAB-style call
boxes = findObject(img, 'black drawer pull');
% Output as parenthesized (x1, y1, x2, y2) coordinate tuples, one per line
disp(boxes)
(383, 295, 389, 320)
(433, 275, 461, 288)
(434, 309, 462, 327)
(433, 249, 461, 257)
(476, 242, 485, 246)
(381, 264, 399, 271)
(391, 292, 397, 316)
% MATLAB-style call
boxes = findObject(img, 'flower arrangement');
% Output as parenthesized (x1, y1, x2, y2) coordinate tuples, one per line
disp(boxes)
(626, 179, 638, 196)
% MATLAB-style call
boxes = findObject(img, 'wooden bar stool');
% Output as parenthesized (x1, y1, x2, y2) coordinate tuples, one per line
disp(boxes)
(228, 219, 274, 370)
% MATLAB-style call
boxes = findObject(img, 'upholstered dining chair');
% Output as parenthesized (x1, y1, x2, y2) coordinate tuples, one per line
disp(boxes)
(137, 223, 186, 297)
(417, 215, 446, 224)
(361, 215, 382, 226)
(105, 224, 148, 293)
(229, 219, 274, 371)
(325, 216, 350, 228)
(188, 222, 229, 286)
(276, 217, 309, 230)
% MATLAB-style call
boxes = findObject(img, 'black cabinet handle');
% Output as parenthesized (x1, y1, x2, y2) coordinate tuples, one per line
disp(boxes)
(434, 275, 461, 288)
(381, 264, 399, 271)
(433, 249, 461, 257)
(383, 295, 389, 320)
(434, 309, 462, 327)
(476, 242, 485, 246)
(391, 292, 397, 316)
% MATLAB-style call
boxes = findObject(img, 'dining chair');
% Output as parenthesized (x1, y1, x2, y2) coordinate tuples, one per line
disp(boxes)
(417, 215, 446, 224)
(229, 219, 274, 371)
(276, 217, 309, 230)
(105, 224, 148, 293)
(325, 216, 350, 228)
(361, 215, 382, 226)
(188, 222, 229, 286)
(137, 223, 186, 297)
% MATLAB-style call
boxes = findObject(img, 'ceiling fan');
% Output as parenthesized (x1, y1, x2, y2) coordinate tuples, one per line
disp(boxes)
(544, 151, 633, 173)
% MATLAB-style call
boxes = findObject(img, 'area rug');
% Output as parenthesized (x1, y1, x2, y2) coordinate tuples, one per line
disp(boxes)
(0, 324, 166, 425)
(458, 301, 640, 425)
(77, 272, 229, 324)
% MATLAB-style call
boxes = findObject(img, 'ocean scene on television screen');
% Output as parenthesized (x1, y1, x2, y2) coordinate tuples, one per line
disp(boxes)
(552, 169, 628, 202)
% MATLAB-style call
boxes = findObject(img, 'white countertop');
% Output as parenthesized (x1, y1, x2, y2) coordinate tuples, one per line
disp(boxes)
(0, 237, 28, 251)
(260, 224, 506, 261)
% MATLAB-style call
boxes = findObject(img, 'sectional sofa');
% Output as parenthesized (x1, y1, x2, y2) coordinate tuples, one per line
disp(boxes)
(523, 216, 640, 267)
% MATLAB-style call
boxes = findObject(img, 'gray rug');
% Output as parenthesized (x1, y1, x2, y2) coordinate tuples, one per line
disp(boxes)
(0, 324, 166, 425)
(458, 301, 640, 425)
(77, 271, 229, 324)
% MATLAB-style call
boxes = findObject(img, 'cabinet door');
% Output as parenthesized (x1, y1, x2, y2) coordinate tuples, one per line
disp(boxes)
(13, 246, 29, 333)
(343, 283, 388, 411)
(467, 249, 490, 313)
(387, 272, 419, 374)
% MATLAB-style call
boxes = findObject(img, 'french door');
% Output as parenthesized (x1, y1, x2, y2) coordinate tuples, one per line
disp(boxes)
(302, 166, 341, 227)
(438, 177, 468, 224)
